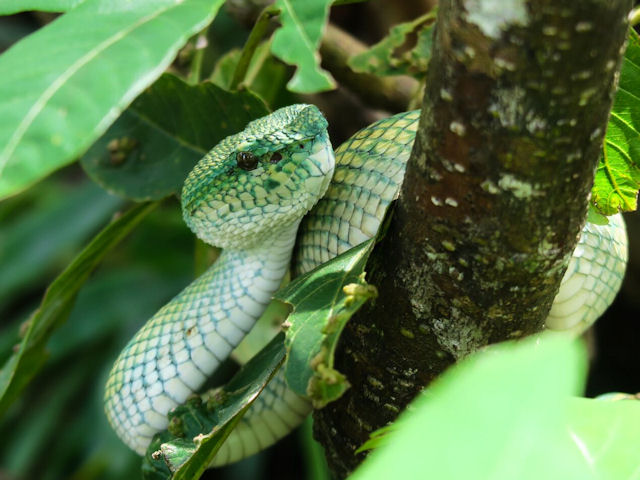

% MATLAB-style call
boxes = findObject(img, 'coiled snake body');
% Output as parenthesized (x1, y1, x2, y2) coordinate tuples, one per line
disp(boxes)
(105, 105, 628, 466)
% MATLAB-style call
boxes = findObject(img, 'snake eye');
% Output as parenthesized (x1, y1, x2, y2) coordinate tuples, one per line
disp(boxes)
(237, 151, 258, 171)
(270, 152, 283, 164)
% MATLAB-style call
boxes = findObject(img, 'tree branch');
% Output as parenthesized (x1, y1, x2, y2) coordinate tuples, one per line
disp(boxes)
(320, 24, 418, 112)
(313, 1, 632, 477)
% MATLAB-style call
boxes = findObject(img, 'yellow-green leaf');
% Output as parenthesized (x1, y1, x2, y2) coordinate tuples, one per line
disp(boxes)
(270, 0, 336, 93)
(0, 0, 224, 199)
(592, 28, 640, 215)
(348, 11, 436, 79)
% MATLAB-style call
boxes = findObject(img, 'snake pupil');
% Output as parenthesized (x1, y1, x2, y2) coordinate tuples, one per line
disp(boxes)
(237, 151, 258, 171)
(270, 152, 283, 164)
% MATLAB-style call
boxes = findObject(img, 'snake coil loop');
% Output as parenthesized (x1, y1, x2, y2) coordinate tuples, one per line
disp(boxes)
(105, 106, 628, 467)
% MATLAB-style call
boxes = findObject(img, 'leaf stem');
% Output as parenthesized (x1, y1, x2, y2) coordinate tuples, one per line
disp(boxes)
(230, 5, 280, 91)
(188, 32, 209, 85)
(320, 24, 418, 111)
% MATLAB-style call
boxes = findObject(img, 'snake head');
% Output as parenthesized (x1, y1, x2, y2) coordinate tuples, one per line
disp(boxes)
(182, 104, 335, 249)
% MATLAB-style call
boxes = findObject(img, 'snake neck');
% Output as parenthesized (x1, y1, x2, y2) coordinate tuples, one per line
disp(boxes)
(214, 220, 300, 327)
(104, 221, 300, 454)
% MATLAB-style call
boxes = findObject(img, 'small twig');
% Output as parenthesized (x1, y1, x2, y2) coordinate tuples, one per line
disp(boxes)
(230, 5, 280, 90)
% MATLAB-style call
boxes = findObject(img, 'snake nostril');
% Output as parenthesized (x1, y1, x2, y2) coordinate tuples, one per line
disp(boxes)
(237, 151, 258, 171)
(270, 152, 283, 164)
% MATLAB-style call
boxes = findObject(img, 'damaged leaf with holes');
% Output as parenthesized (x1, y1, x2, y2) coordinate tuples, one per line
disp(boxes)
(592, 28, 640, 215)
(270, 0, 335, 93)
(278, 239, 377, 408)
(348, 11, 436, 79)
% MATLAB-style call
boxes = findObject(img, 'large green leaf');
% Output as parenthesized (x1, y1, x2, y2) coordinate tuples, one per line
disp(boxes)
(0, 0, 85, 14)
(352, 334, 592, 480)
(355, 337, 640, 479)
(1, 352, 96, 475)
(0, 202, 193, 479)
(142, 333, 286, 480)
(0, 268, 190, 480)
(278, 239, 376, 407)
(270, 0, 335, 93)
(565, 396, 640, 478)
(0, 201, 157, 418)
(592, 28, 640, 215)
(348, 11, 436, 78)
(81, 74, 269, 200)
(0, 0, 224, 200)
(0, 181, 122, 310)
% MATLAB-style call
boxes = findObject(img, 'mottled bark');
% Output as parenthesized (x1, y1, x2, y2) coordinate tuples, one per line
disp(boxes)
(314, 1, 632, 477)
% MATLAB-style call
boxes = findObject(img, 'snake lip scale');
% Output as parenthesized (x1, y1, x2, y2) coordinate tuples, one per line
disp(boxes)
(104, 104, 628, 466)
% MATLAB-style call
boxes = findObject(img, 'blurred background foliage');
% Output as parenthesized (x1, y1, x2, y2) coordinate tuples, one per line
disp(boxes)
(0, 0, 639, 479)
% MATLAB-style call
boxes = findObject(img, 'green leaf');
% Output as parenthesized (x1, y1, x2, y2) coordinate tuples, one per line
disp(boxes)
(0, 0, 224, 200)
(211, 40, 297, 109)
(270, 0, 336, 93)
(351, 334, 592, 480)
(566, 396, 640, 478)
(586, 203, 609, 225)
(0, 0, 85, 14)
(142, 333, 286, 479)
(348, 11, 436, 78)
(592, 28, 640, 215)
(0, 181, 122, 310)
(81, 74, 269, 200)
(0, 202, 190, 479)
(355, 424, 395, 454)
(0, 201, 157, 418)
(299, 416, 331, 480)
(278, 239, 376, 407)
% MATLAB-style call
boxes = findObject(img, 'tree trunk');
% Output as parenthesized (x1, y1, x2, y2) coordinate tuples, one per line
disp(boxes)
(313, 1, 632, 477)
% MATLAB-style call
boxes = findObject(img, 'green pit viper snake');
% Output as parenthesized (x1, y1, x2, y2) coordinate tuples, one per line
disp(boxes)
(104, 105, 628, 466)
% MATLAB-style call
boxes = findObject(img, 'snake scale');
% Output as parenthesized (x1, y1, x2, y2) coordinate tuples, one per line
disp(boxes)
(104, 105, 628, 466)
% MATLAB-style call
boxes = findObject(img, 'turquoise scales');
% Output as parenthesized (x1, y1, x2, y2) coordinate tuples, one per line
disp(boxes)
(546, 212, 627, 333)
(104, 106, 628, 466)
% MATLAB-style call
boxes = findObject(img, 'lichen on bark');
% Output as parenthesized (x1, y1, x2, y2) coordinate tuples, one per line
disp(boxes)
(313, 1, 633, 477)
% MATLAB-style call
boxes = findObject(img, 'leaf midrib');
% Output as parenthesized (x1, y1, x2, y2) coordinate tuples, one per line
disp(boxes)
(279, 0, 317, 56)
(0, 2, 183, 176)
(127, 108, 208, 156)
(601, 141, 635, 210)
